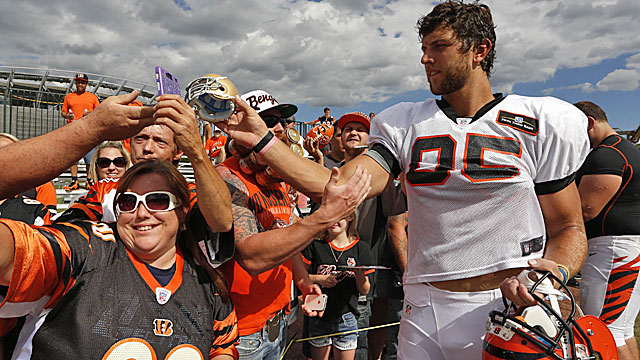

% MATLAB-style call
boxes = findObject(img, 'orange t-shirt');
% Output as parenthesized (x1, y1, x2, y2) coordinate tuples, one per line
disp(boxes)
(62, 91, 100, 122)
(205, 135, 228, 158)
(219, 157, 293, 336)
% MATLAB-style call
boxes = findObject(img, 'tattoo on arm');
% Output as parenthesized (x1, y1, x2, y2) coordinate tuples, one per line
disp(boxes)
(218, 167, 260, 244)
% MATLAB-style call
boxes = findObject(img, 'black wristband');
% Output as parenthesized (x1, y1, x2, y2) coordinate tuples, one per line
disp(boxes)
(252, 131, 275, 153)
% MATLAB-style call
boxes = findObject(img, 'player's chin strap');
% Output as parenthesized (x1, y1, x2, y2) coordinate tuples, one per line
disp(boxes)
(514, 270, 572, 357)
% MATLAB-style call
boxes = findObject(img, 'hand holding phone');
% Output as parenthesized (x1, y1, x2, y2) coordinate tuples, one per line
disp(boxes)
(155, 66, 181, 96)
(304, 294, 328, 312)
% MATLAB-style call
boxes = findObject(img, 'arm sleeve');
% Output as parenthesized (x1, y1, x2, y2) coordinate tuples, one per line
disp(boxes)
(0, 220, 75, 318)
(579, 147, 626, 176)
(62, 95, 69, 113)
(209, 299, 239, 359)
(533, 99, 590, 193)
(55, 186, 104, 223)
(301, 243, 314, 266)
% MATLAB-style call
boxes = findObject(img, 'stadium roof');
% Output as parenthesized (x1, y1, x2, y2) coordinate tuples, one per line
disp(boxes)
(0, 66, 157, 105)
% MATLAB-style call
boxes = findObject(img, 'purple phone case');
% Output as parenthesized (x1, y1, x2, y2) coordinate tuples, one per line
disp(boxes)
(155, 66, 181, 96)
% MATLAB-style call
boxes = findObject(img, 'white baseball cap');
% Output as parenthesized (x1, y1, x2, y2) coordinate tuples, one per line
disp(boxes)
(240, 90, 298, 118)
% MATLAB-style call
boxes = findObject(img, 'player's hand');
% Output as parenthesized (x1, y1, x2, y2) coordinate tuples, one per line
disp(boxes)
(215, 95, 269, 149)
(300, 284, 325, 317)
(85, 91, 155, 141)
(153, 95, 203, 159)
(499, 259, 562, 307)
(314, 166, 371, 229)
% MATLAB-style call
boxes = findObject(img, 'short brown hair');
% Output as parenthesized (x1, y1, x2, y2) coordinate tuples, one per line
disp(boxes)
(573, 101, 608, 122)
(417, 0, 497, 77)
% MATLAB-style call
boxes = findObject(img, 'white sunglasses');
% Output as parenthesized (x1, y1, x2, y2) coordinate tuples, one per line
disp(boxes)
(115, 191, 179, 213)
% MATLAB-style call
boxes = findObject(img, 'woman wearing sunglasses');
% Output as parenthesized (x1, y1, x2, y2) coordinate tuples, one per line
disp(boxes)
(88, 141, 131, 183)
(0, 160, 239, 359)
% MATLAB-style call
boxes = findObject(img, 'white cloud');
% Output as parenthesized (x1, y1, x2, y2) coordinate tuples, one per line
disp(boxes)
(596, 69, 640, 91)
(0, 0, 639, 108)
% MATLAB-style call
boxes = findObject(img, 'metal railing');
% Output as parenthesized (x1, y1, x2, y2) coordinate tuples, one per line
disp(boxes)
(0, 87, 66, 139)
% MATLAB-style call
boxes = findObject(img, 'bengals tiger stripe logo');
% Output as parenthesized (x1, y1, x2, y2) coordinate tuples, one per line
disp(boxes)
(153, 319, 174, 336)
(601, 254, 640, 324)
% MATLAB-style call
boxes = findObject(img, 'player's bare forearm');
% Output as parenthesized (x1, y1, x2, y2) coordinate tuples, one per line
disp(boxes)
(292, 255, 313, 291)
(0, 223, 15, 286)
(260, 141, 388, 203)
(387, 212, 408, 272)
(538, 182, 587, 277)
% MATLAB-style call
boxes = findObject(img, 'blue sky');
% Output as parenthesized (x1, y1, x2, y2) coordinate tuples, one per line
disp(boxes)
(0, 0, 638, 133)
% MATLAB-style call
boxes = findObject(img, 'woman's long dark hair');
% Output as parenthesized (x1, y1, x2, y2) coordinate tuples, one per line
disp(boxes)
(115, 160, 230, 301)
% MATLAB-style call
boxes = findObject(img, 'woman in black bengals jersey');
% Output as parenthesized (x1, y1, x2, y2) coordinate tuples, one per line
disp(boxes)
(0, 160, 239, 360)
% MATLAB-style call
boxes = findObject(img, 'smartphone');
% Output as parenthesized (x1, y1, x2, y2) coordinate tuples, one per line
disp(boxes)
(304, 294, 328, 312)
(155, 66, 181, 96)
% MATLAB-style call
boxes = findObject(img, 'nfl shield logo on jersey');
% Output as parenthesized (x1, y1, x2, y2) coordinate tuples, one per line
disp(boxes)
(156, 287, 172, 305)
(347, 258, 356, 267)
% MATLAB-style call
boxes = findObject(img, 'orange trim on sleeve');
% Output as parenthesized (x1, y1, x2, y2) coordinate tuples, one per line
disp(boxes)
(300, 253, 311, 265)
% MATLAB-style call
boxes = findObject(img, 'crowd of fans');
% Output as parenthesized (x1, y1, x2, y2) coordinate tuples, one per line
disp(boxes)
(1, 1, 640, 360)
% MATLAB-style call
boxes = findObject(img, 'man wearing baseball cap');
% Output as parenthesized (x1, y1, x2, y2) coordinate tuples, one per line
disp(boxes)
(216, 90, 370, 360)
(61, 73, 100, 191)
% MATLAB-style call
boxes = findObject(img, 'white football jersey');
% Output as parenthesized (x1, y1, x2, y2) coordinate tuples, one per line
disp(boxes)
(367, 94, 589, 283)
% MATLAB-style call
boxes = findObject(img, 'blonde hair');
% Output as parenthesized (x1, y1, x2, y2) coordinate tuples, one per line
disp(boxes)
(89, 141, 131, 182)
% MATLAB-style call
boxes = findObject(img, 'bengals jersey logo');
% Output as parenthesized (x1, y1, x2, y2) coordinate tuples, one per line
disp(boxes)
(153, 319, 174, 337)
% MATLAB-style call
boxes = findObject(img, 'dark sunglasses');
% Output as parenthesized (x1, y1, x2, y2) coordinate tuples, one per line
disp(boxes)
(96, 157, 127, 169)
(115, 191, 178, 214)
(261, 115, 286, 128)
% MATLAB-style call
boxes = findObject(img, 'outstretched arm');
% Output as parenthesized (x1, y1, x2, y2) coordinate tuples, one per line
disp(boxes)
(154, 95, 232, 232)
(0, 91, 155, 198)
(217, 96, 392, 202)
(218, 165, 371, 276)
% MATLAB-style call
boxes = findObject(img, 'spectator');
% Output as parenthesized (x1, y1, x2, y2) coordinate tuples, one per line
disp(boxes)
(295, 213, 373, 360)
(205, 127, 228, 165)
(369, 112, 375, 121)
(285, 116, 297, 130)
(61, 73, 100, 191)
(575, 101, 640, 360)
(88, 141, 131, 183)
(218, 1, 590, 356)
(55, 94, 232, 240)
(0, 133, 57, 215)
(0, 160, 238, 359)
(305, 107, 335, 126)
(216, 89, 371, 360)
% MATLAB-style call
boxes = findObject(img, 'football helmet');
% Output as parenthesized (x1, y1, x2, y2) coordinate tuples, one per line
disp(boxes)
(185, 74, 237, 123)
(483, 270, 618, 360)
(305, 123, 334, 149)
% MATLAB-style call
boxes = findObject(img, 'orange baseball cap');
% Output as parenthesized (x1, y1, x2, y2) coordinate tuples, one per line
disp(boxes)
(337, 112, 370, 132)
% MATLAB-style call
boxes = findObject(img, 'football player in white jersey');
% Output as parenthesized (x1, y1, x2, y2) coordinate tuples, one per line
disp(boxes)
(217, 1, 590, 358)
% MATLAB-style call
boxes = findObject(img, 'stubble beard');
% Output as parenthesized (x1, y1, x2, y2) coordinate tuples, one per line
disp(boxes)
(428, 54, 472, 96)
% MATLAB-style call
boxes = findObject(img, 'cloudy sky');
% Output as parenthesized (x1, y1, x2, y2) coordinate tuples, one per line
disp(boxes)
(1, 0, 639, 131)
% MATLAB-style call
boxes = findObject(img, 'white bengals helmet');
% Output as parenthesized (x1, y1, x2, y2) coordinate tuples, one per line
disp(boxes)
(185, 74, 237, 123)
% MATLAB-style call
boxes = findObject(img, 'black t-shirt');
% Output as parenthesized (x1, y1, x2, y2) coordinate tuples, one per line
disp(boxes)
(301, 237, 373, 318)
(577, 134, 640, 238)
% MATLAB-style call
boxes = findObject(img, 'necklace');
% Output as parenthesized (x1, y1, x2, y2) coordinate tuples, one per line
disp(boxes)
(330, 246, 345, 263)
